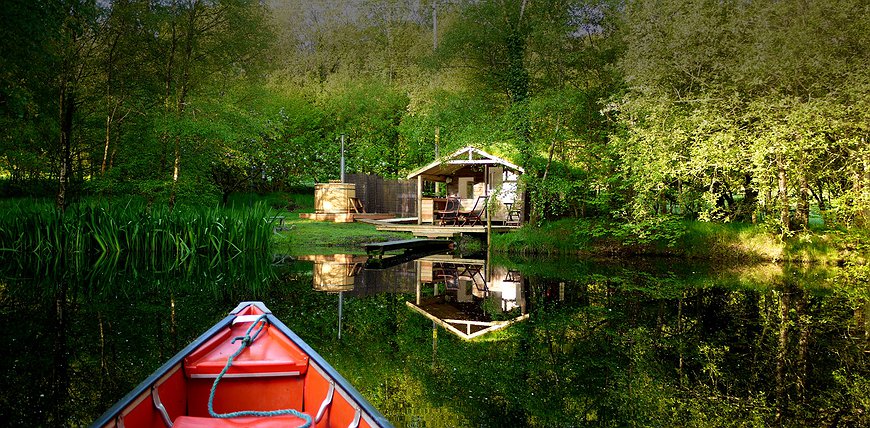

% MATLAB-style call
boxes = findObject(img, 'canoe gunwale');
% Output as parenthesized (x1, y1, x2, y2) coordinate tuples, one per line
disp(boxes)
(265, 313, 394, 428)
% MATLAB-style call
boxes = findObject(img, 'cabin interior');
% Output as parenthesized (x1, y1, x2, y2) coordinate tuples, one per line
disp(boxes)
(409, 147, 525, 226)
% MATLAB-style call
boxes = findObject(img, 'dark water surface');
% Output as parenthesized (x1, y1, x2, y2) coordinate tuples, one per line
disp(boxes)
(0, 252, 867, 427)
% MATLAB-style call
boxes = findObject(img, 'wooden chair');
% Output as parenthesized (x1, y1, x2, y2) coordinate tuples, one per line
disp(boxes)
(505, 203, 521, 226)
(434, 263, 459, 289)
(459, 196, 488, 226)
(348, 197, 365, 213)
(435, 196, 461, 225)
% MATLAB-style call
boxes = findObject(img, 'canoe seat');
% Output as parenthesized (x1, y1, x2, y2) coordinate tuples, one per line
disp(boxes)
(174, 415, 311, 428)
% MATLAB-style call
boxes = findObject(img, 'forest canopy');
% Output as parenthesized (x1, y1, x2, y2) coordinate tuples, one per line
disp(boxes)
(1, 0, 868, 231)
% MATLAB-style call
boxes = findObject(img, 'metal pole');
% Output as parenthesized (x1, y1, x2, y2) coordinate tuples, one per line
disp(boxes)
(338, 291, 343, 340)
(340, 134, 346, 183)
(433, 1, 438, 51)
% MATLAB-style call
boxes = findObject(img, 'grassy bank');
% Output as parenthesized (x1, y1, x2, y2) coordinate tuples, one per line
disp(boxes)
(491, 218, 867, 264)
(9, 189, 859, 265)
(271, 213, 411, 255)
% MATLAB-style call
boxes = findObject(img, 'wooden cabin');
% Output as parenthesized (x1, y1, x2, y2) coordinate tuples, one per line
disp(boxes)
(408, 147, 525, 226)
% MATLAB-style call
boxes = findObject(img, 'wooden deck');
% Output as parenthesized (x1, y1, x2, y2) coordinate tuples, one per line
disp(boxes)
(371, 222, 518, 238)
(299, 212, 394, 223)
(363, 239, 453, 258)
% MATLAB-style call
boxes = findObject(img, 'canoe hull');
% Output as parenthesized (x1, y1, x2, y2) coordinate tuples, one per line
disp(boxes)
(91, 302, 392, 428)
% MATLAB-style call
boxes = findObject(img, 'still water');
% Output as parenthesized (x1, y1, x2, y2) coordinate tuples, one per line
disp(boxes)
(0, 251, 867, 427)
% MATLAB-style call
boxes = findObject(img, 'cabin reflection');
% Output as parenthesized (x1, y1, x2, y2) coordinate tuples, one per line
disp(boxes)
(298, 254, 365, 292)
(302, 254, 418, 295)
(409, 255, 529, 340)
(302, 253, 535, 340)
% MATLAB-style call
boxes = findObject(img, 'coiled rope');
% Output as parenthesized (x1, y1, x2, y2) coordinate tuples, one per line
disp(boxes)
(208, 314, 313, 427)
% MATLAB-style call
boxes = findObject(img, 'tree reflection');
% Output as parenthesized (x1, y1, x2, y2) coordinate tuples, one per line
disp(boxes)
(0, 254, 865, 427)
(0, 252, 277, 425)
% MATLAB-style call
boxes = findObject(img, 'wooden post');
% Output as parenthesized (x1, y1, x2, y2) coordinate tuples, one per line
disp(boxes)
(486, 165, 492, 251)
(434, 128, 441, 196)
(416, 260, 422, 305)
(417, 175, 423, 225)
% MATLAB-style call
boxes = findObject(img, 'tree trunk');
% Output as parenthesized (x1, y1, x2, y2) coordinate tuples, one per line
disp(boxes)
(101, 112, 111, 175)
(57, 87, 75, 211)
(168, 1, 198, 211)
(169, 136, 180, 211)
(796, 172, 810, 229)
(742, 173, 758, 223)
(775, 287, 791, 424)
(51, 280, 71, 424)
(778, 156, 790, 231)
(794, 291, 810, 402)
(813, 180, 826, 211)
(678, 292, 685, 385)
(862, 148, 870, 225)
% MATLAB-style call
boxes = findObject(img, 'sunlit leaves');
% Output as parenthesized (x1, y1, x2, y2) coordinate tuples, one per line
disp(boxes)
(615, 0, 870, 227)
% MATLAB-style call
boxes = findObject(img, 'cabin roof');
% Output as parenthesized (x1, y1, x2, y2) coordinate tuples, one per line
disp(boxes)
(406, 146, 524, 181)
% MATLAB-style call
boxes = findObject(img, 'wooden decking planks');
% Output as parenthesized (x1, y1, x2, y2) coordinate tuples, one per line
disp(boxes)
(363, 238, 452, 258)
(373, 223, 518, 238)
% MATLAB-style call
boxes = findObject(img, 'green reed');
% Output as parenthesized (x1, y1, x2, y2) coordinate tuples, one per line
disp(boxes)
(0, 199, 275, 257)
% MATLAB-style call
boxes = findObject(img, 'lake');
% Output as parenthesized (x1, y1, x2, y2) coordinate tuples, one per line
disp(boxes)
(0, 251, 866, 427)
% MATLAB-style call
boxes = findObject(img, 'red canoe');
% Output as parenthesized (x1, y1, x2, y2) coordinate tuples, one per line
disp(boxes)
(92, 302, 392, 428)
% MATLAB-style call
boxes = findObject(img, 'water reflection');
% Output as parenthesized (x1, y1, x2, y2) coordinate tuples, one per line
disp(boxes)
(300, 254, 365, 292)
(0, 252, 278, 426)
(299, 254, 367, 339)
(410, 255, 530, 339)
(302, 252, 538, 340)
(1, 251, 867, 427)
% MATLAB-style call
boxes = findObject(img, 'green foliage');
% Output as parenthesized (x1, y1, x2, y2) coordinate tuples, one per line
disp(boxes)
(227, 191, 314, 213)
(0, 199, 273, 256)
(490, 219, 585, 255)
(318, 80, 410, 178)
(614, 0, 870, 229)
(3, 0, 869, 245)
(577, 215, 688, 248)
(493, 218, 860, 262)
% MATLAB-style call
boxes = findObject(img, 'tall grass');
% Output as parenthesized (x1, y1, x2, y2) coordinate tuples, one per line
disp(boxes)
(0, 199, 274, 257)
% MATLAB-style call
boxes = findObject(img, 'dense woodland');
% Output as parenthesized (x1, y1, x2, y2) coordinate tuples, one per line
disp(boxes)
(1, 0, 869, 232)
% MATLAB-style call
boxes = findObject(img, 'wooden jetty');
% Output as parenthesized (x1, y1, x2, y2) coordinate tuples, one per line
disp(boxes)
(363, 239, 454, 269)
(371, 222, 517, 238)
(363, 239, 452, 258)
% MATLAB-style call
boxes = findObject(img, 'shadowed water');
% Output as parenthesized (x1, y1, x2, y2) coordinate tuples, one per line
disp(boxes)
(0, 252, 866, 427)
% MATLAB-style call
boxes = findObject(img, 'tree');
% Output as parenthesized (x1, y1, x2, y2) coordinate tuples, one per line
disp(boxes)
(151, 0, 273, 209)
(615, 0, 870, 229)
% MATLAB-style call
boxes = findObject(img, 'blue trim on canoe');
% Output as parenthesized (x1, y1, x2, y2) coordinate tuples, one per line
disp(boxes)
(266, 313, 395, 428)
(89, 313, 236, 428)
(230, 301, 272, 315)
